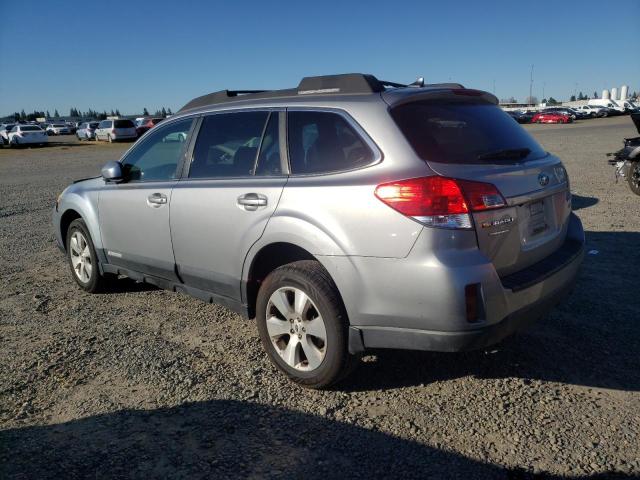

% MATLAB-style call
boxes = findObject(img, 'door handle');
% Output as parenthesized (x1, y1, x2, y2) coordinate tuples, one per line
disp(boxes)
(147, 193, 167, 207)
(237, 193, 267, 211)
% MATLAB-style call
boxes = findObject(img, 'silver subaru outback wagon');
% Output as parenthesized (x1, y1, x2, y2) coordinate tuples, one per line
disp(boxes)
(53, 74, 585, 388)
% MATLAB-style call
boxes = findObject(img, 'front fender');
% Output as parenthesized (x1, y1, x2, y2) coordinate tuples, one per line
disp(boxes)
(54, 179, 104, 262)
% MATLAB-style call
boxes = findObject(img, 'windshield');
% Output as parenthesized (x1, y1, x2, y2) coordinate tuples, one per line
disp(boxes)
(21, 126, 42, 131)
(53, 124, 66, 127)
(391, 102, 547, 164)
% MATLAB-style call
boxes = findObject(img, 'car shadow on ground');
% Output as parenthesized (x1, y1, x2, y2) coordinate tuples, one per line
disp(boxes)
(342, 230, 639, 393)
(0, 399, 633, 480)
(571, 194, 599, 211)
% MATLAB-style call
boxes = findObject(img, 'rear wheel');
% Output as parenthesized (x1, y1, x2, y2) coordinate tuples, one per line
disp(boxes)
(628, 162, 640, 196)
(256, 260, 356, 389)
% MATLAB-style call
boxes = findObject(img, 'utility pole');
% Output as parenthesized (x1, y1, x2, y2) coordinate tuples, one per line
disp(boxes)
(529, 64, 534, 105)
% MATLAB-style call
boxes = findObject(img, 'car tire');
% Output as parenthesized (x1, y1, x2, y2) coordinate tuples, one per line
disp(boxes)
(256, 260, 357, 389)
(66, 218, 114, 293)
(628, 162, 640, 196)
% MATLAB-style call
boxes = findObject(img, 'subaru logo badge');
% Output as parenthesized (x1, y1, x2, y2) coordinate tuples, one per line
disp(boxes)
(538, 173, 550, 186)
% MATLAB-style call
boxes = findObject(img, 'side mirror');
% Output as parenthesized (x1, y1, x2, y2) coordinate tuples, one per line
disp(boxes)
(101, 161, 124, 182)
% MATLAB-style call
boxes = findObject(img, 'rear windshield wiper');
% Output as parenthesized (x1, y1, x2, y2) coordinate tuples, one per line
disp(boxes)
(476, 148, 531, 161)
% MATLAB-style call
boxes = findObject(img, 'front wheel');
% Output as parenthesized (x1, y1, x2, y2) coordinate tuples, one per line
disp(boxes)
(628, 162, 640, 196)
(256, 260, 356, 389)
(66, 219, 113, 292)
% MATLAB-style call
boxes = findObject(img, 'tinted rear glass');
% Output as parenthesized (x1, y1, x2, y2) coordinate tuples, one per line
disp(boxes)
(115, 120, 134, 128)
(391, 102, 547, 164)
(21, 126, 41, 131)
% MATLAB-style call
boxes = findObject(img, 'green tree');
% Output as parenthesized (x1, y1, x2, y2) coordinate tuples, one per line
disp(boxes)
(548, 97, 559, 105)
(161, 107, 167, 117)
(46, 110, 50, 118)
(167, 107, 173, 115)
(54, 109, 59, 118)
(143, 107, 149, 116)
(570, 95, 576, 102)
(115, 109, 121, 116)
(593, 91, 598, 99)
(541, 98, 547, 104)
(20, 109, 26, 120)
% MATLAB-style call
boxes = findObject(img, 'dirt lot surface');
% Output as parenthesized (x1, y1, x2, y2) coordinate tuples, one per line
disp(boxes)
(1, 118, 639, 479)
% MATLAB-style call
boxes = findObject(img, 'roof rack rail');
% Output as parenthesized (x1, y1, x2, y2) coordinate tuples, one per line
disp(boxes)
(178, 74, 464, 112)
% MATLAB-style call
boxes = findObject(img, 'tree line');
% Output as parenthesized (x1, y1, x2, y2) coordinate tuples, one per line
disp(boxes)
(5, 106, 174, 122)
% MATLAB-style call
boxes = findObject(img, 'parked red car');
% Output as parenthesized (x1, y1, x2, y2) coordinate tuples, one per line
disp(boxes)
(135, 117, 165, 137)
(531, 112, 572, 124)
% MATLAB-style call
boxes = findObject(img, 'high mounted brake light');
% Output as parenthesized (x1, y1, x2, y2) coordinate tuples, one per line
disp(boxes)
(375, 176, 506, 229)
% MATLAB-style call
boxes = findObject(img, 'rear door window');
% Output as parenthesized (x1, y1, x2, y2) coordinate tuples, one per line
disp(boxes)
(254, 113, 282, 176)
(391, 101, 547, 164)
(287, 111, 374, 174)
(189, 111, 269, 178)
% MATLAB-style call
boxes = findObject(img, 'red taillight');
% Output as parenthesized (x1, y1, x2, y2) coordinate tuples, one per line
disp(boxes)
(375, 176, 506, 229)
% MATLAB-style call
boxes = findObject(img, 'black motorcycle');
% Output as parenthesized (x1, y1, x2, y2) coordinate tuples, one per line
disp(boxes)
(608, 113, 640, 196)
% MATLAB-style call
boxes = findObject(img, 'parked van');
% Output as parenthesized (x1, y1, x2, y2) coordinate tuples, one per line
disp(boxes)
(95, 119, 137, 142)
(588, 99, 624, 114)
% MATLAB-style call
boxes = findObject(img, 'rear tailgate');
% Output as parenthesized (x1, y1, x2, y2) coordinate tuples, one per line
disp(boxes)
(428, 158, 571, 276)
(388, 92, 572, 277)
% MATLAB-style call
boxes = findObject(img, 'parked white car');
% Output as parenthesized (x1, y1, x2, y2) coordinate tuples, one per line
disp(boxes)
(95, 119, 137, 142)
(8, 125, 48, 146)
(46, 123, 71, 135)
(0, 123, 16, 144)
(575, 105, 607, 117)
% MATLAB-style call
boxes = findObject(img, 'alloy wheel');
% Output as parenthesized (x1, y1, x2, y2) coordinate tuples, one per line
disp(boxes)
(69, 231, 92, 283)
(265, 287, 327, 371)
(631, 164, 640, 190)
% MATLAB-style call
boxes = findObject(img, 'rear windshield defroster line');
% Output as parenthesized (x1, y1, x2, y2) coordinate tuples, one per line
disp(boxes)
(390, 101, 547, 165)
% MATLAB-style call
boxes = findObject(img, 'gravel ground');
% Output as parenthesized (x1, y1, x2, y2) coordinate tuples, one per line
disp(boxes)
(1, 119, 639, 479)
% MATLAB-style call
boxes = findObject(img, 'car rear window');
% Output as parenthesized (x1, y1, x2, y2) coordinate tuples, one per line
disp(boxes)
(390, 102, 547, 164)
(21, 126, 41, 131)
(115, 120, 134, 128)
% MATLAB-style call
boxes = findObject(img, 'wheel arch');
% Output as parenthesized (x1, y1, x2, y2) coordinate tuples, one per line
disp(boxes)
(242, 241, 355, 322)
(59, 209, 82, 250)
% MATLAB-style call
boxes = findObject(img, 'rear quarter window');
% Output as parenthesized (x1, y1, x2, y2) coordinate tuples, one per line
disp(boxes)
(287, 111, 374, 175)
(115, 120, 134, 128)
(390, 101, 547, 164)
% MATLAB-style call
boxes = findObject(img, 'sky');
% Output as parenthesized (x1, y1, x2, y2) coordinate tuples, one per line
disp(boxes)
(1, 0, 639, 116)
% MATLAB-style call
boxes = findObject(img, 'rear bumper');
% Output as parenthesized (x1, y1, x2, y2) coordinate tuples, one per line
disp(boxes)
(349, 253, 579, 352)
(327, 213, 585, 354)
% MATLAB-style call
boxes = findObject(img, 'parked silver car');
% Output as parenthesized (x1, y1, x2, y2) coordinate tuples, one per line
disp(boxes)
(53, 74, 585, 388)
(76, 121, 99, 140)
